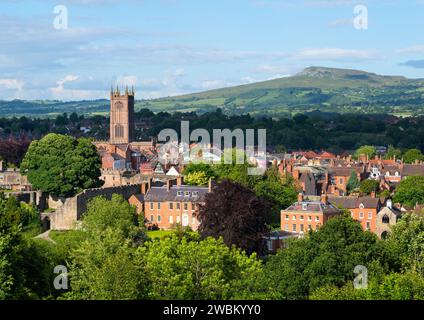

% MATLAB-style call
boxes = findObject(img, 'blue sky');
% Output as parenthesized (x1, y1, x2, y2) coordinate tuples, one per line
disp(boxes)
(0, 0, 423, 101)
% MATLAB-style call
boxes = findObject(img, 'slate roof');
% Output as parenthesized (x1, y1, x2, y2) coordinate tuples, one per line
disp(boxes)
(284, 201, 340, 214)
(328, 196, 381, 209)
(328, 165, 365, 176)
(402, 164, 424, 176)
(130, 194, 144, 202)
(144, 185, 209, 202)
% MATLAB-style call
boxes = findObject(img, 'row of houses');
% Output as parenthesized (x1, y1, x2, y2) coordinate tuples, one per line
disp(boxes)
(276, 152, 424, 196)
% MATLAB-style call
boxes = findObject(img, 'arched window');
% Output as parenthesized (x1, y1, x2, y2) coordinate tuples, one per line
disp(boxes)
(114, 102, 123, 123)
(115, 101, 123, 111)
(381, 231, 389, 239)
(115, 124, 124, 138)
(382, 214, 390, 224)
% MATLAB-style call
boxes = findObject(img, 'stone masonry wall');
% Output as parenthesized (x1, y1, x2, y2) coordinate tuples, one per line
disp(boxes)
(50, 184, 142, 230)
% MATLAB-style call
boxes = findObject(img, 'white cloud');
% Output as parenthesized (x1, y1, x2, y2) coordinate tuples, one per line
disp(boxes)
(396, 45, 424, 54)
(0, 78, 24, 91)
(116, 75, 138, 86)
(254, 64, 291, 74)
(294, 48, 380, 61)
(50, 74, 95, 100)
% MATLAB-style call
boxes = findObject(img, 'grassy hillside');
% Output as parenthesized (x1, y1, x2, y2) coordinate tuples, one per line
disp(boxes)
(139, 67, 424, 117)
(2, 67, 424, 118)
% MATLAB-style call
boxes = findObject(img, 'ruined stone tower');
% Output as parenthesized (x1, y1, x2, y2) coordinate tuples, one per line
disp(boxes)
(110, 86, 135, 144)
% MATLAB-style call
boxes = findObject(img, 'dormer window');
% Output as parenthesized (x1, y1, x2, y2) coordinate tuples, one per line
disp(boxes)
(302, 203, 308, 211)
(395, 172, 399, 177)
(177, 191, 183, 196)
(184, 191, 191, 197)
(359, 203, 365, 209)
(192, 191, 199, 197)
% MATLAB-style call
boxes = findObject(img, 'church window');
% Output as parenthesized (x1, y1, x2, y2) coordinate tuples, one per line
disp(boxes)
(115, 124, 124, 138)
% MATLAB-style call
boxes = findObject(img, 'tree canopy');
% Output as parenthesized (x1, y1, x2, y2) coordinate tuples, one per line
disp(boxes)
(20, 133, 102, 198)
(360, 179, 380, 195)
(403, 149, 424, 164)
(393, 176, 424, 207)
(139, 235, 263, 300)
(260, 215, 389, 299)
(347, 170, 360, 194)
(198, 180, 271, 255)
(354, 145, 376, 159)
(82, 194, 145, 242)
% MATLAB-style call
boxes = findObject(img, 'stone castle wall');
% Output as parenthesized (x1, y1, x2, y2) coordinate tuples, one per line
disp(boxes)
(50, 184, 142, 230)
(5, 190, 47, 211)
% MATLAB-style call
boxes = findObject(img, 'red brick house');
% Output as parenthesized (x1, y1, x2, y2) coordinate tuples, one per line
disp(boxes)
(281, 193, 342, 236)
(141, 178, 213, 231)
(328, 195, 383, 233)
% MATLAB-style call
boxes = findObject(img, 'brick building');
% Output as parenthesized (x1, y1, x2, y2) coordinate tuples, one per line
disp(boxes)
(131, 178, 213, 231)
(281, 193, 342, 235)
(328, 195, 383, 233)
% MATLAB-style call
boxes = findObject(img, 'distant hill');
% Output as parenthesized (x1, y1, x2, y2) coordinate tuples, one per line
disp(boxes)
(2, 67, 424, 118)
(139, 67, 424, 117)
(0, 99, 109, 118)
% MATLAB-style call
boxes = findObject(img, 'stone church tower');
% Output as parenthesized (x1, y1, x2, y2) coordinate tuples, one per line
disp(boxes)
(110, 86, 135, 144)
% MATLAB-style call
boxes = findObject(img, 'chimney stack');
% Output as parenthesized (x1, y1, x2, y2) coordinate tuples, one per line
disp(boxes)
(177, 176, 184, 186)
(293, 169, 300, 180)
(387, 199, 392, 209)
(141, 177, 152, 194)
(321, 192, 328, 205)
(298, 192, 304, 203)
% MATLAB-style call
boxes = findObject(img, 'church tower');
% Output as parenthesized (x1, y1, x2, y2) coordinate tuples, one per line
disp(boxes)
(110, 86, 135, 144)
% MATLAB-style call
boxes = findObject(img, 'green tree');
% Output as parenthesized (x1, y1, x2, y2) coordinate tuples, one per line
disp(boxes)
(310, 271, 424, 300)
(0, 231, 16, 299)
(63, 228, 145, 300)
(384, 145, 402, 160)
(0, 195, 39, 231)
(261, 215, 388, 299)
(354, 145, 376, 160)
(360, 179, 380, 195)
(185, 171, 210, 186)
(254, 167, 298, 224)
(213, 149, 261, 188)
(139, 235, 263, 300)
(82, 194, 144, 241)
(346, 170, 360, 194)
(183, 163, 215, 179)
(20, 134, 102, 198)
(403, 148, 424, 164)
(386, 213, 424, 274)
(393, 176, 424, 207)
